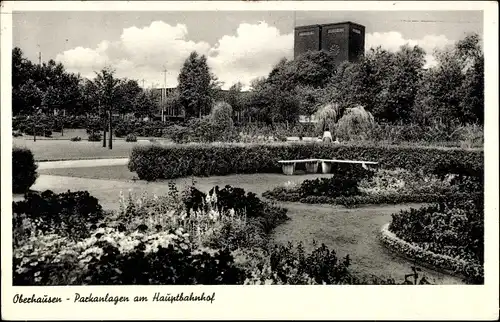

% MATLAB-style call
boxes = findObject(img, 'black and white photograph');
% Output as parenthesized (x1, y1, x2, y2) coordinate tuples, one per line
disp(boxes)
(1, 1, 498, 320)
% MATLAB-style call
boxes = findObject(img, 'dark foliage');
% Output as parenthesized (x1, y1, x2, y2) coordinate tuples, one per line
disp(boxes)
(13, 190, 104, 239)
(12, 147, 38, 194)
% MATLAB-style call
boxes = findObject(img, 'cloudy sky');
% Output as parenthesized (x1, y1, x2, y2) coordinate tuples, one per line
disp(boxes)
(13, 11, 482, 89)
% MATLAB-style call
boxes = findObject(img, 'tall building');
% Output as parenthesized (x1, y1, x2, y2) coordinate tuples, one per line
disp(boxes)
(294, 21, 365, 66)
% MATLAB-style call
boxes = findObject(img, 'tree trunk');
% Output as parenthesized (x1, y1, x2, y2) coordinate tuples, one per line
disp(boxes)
(103, 113, 107, 148)
(108, 109, 113, 149)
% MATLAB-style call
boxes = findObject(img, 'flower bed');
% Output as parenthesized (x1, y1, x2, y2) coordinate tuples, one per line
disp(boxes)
(262, 168, 481, 207)
(380, 223, 483, 284)
(128, 142, 483, 181)
(383, 196, 484, 284)
(13, 184, 371, 285)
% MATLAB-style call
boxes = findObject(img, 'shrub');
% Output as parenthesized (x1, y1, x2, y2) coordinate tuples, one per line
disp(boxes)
(88, 132, 102, 142)
(298, 177, 361, 198)
(12, 147, 38, 194)
(128, 142, 483, 181)
(125, 133, 138, 142)
(114, 123, 128, 137)
(164, 125, 191, 143)
(85, 117, 104, 135)
(12, 130, 23, 137)
(70, 136, 82, 142)
(12, 190, 104, 240)
(268, 242, 352, 285)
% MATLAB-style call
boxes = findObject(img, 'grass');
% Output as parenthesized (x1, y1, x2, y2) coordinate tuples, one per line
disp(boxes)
(32, 166, 464, 284)
(16, 128, 175, 142)
(13, 138, 157, 161)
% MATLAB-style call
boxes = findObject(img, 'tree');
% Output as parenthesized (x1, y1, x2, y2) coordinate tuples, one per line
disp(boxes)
(335, 105, 376, 141)
(294, 85, 324, 122)
(115, 79, 142, 116)
(178, 51, 215, 118)
(91, 67, 122, 148)
(133, 89, 159, 119)
(227, 82, 244, 121)
(413, 33, 483, 125)
(12, 47, 37, 115)
(376, 45, 426, 123)
(210, 101, 234, 141)
(314, 103, 341, 134)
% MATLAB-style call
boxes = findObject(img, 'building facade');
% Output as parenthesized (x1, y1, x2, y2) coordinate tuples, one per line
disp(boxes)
(294, 21, 365, 66)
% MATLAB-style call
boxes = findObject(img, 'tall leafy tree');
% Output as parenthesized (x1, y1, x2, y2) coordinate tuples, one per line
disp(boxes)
(227, 82, 244, 121)
(12, 47, 37, 115)
(414, 33, 483, 125)
(133, 89, 159, 118)
(114, 79, 142, 116)
(377, 45, 426, 123)
(178, 51, 216, 118)
(90, 67, 122, 148)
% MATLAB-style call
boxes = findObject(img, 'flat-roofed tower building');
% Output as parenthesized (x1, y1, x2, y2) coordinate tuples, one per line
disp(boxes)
(294, 21, 365, 66)
(294, 24, 322, 59)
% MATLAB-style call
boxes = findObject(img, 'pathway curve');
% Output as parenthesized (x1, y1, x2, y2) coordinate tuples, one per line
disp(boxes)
(37, 158, 129, 169)
(27, 165, 465, 285)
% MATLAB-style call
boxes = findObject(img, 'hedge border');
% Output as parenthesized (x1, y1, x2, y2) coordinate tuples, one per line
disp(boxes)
(128, 142, 484, 181)
(380, 223, 483, 284)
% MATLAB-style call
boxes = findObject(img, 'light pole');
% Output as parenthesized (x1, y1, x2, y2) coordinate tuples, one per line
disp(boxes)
(162, 66, 168, 123)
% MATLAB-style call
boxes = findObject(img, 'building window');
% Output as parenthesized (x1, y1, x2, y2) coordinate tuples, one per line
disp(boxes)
(298, 31, 314, 36)
(327, 28, 344, 34)
(352, 28, 361, 34)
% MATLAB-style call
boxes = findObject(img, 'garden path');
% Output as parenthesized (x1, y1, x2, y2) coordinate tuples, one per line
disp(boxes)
(28, 167, 465, 285)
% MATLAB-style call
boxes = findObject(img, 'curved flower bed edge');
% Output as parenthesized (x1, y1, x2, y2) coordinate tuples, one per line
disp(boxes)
(380, 223, 484, 284)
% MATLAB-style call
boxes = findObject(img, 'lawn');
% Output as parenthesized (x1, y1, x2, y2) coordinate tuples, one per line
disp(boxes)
(13, 138, 160, 161)
(31, 166, 464, 284)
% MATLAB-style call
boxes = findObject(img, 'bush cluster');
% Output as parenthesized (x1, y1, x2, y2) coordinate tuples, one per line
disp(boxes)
(13, 190, 104, 241)
(13, 115, 92, 135)
(12, 147, 38, 194)
(70, 136, 82, 142)
(128, 142, 483, 181)
(88, 132, 102, 142)
(125, 133, 138, 142)
(114, 120, 180, 138)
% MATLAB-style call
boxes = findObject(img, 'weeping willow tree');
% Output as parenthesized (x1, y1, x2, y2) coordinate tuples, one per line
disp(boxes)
(335, 105, 375, 141)
(314, 103, 341, 135)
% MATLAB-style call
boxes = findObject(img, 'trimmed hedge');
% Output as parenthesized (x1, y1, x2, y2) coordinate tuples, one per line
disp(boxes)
(128, 142, 483, 181)
(380, 223, 483, 284)
(12, 147, 38, 194)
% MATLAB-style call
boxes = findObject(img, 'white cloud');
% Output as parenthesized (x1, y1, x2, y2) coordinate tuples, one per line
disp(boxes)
(55, 20, 292, 90)
(365, 31, 454, 68)
(56, 22, 455, 89)
(207, 22, 293, 89)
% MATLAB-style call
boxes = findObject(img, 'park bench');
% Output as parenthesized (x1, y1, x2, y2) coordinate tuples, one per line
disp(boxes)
(278, 158, 378, 175)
